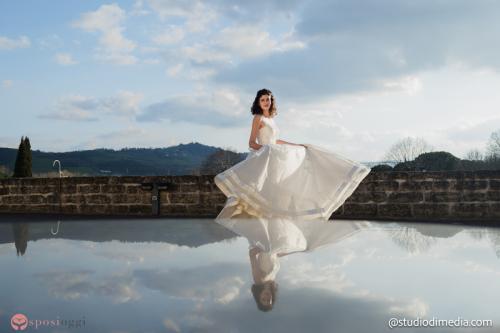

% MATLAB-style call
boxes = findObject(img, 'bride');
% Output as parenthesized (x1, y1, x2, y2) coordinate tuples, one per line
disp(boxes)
(214, 88, 371, 220)
(215, 216, 370, 311)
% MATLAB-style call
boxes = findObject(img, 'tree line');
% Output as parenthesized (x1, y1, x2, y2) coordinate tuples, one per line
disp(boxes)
(374, 129, 500, 171)
(2, 129, 500, 179)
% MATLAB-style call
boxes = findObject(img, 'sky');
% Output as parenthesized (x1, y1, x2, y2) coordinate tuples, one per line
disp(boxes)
(1, 0, 500, 162)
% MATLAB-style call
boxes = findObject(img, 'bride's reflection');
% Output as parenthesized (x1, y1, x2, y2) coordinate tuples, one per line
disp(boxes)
(215, 217, 368, 312)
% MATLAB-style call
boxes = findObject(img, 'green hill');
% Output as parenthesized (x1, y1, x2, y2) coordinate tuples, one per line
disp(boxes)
(0, 142, 247, 176)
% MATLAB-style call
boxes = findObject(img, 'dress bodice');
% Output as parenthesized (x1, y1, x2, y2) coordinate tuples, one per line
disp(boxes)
(257, 116, 279, 145)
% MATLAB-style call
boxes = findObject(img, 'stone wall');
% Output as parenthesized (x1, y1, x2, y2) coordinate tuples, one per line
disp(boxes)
(0, 176, 223, 217)
(0, 171, 499, 221)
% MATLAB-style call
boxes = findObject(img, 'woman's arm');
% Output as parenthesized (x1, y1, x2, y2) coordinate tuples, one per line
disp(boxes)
(249, 115, 263, 150)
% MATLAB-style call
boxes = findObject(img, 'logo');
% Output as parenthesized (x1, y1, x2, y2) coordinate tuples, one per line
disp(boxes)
(11, 313, 28, 331)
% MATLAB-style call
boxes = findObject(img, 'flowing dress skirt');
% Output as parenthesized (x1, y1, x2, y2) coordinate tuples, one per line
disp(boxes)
(214, 144, 371, 220)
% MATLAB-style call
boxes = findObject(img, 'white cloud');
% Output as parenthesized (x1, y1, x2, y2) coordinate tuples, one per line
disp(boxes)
(145, 0, 196, 18)
(73, 4, 126, 32)
(39, 95, 100, 121)
(167, 25, 305, 78)
(72, 4, 137, 65)
(182, 44, 231, 65)
(145, 0, 217, 32)
(130, 0, 151, 17)
(0, 35, 30, 50)
(163, 319, 180, 333)
(143, 58, 161, 65)
(216, 25, 305, 59)
(217, 1, 500, 103)
(35, 270, 141, 304)
(37, 34, 64, 49)
(73, 126, 177, 150)
(2, 80, 13, 88)
(284, 262, 354, 293)
(38, 91, 144, 122)
(184, 4, 217, 33)
(186, 68, 217, 81)
(102, 91, 144, 116)
(211, 89, 245, 116)
(97, 53, 137, 65)
(99, 26, 136, 52)
(380, 76, 422, 96)
(137, 89, 247, 126)
(139, 45, 161, 54)
(389, 298, 429, 318)
(55, 53, 78, 65)
(166, 63, 184, 77)
(152, 26, 185, 45)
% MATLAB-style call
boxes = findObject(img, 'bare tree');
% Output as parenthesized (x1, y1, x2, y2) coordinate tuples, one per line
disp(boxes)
(486, 129, 500, 158)
(383, 137, 433, 163)
(464, 149, 484, 161)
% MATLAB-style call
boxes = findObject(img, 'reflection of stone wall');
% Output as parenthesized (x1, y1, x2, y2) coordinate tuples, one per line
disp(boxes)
(0, 171, 499, 221)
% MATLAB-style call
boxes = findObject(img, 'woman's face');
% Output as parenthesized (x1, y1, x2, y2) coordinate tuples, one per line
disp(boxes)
(259, 94, 271, 113)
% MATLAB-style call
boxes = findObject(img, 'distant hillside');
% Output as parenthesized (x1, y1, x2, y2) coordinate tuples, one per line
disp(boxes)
(0, 142, 247, 176)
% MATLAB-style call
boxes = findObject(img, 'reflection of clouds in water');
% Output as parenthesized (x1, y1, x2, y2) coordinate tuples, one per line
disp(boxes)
(194, 287, 439, 333)
(29, 238, 182, 264)
(464, 260, 500, 275)
(485, 228, 500, 259)
(179, 313, 215, 331)
(387, 227, 438, 255)
(389, 298, 429, 318)
(97, 273, 141, 303)
(7, 219, 500, 332)
(385, 224, 500, 259)
(266, 233, 358, 293)
(34, 270, 141, 303)
(283, 259, 428, 318)
(216, 278, 244, 304)
(34, 270, 94, 300)
(163, 318, 181, 333)
(282, 262, 354, 293)
(80, 240, 180, 260)
(383, 223, 495, 256)
(134, 263, 246, 304)
(404, 226, 500, 262)
(352, 289, 428, 318)
(94, 250, 145, 265)
(455, 227, 500, 260)
(0, 244, 13, 256)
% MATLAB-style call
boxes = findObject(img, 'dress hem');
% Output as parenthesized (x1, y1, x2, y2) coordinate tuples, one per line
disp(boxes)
(214, 163, 371, 220)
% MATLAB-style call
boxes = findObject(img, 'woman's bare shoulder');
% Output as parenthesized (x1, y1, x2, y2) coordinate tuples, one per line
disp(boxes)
(252, 114, 264, 129)
(252, 114, 263, 123)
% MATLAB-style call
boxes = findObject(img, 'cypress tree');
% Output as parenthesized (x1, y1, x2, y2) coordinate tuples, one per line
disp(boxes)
(13, 136, 26, 177)
(24, 136, 33, 177)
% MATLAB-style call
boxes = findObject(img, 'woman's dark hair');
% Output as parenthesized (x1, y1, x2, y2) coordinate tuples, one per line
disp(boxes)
(251, 88, 277, 117)
(251, 281, 278, 312)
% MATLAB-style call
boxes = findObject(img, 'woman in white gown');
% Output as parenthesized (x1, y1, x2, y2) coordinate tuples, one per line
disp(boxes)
(216, 216, 370, 311)
(214, 88, 371, 220)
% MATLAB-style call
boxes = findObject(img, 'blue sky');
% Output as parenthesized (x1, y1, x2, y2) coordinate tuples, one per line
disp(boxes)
(1, 0, 500, 161)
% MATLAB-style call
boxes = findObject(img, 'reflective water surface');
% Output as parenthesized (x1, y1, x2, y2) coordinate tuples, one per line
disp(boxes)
(0, 215, 499, 332)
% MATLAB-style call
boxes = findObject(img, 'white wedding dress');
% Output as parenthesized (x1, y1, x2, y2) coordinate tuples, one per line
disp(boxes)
(214, 116, 371, 220)
(216, 217, 370, 281)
